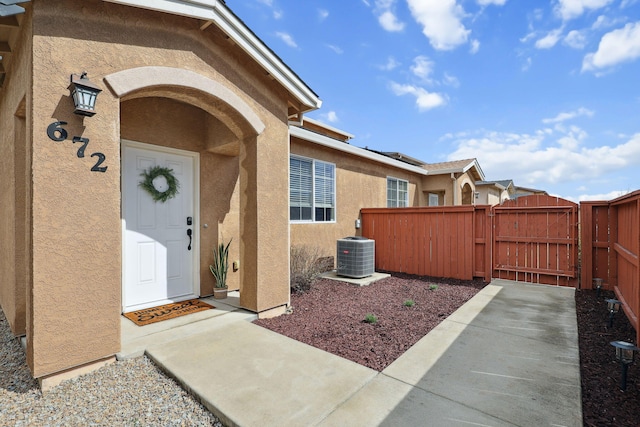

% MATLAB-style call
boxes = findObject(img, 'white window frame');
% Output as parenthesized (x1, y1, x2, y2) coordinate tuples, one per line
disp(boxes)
(290, 155, 336, 223)
(428, 193, 439, 206)
(387, 177, 408, 208)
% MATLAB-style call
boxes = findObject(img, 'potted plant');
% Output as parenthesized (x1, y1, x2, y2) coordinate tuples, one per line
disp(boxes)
(210, 238, 231, 299)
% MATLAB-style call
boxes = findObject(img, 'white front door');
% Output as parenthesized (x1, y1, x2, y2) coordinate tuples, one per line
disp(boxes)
(122, 142, 198, 312)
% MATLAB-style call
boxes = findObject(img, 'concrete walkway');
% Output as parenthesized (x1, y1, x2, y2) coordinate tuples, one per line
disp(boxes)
(120, 280, 582, 427)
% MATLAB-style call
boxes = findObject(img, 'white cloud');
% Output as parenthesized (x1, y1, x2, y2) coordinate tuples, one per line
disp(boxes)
(275, 32, 298, 48)
(389, 82, 447, 111)
(406, 0, 471, 50)
(321, 111, 339, 123)
(582, 21, 640, 72)
(520, 31, 537, 43)
(318, 9, 329, 21)
(410, 56, 435, 82)
(447, 129, 640, 187)
(542, 107, 594, 124)
(591, 14, 624, 30)
(563, 30, 587, 49)
(374, 0, 405, 32)
(469, 39, 480, 54)
(378, 10, 405, 31)
(477, 0, 507, 5)
(443, 72, 460, 88)
(555, 0, 614, 21)
(577, 190, 632, 201)
(521, 56, 532, 71)
(379, 56, 401, 71)
(326, 44, 344, 54)
(256, 0, 282, 19)
(535, 28, 563, 49)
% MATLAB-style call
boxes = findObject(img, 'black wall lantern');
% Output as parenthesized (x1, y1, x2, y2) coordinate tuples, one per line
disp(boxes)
(70, 72, 102, 116)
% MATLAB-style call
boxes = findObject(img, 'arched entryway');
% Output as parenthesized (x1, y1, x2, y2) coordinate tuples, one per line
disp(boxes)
(461, 183, 473, 205)
(105, 67, 271, 313)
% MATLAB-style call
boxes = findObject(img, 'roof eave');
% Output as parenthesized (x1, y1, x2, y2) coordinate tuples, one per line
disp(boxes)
(290, 127, 428, 176)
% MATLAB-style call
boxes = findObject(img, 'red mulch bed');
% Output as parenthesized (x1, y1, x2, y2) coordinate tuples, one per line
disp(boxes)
(255, 274, 640, 426)
(254, 273, 485, 371)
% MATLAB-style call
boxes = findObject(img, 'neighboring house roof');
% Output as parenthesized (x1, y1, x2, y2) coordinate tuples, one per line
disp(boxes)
(301, 117, 354, 142)
(101, 0, 321, 117)
(422, 159, 486, 181)
(290, 125, 428, 176)
(513, 185, 548, 198)
(476, 179, 515, 191)
(292, 122, 489, 182)
(376, 152, 426, 167)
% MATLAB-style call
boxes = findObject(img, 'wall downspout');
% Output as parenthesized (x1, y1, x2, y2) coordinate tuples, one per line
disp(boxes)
(451, 173, 457, 206)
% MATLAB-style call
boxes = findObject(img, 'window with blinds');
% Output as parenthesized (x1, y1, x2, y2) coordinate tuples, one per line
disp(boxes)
(387, 177, 408, 207)
(290, 156, 335, 222)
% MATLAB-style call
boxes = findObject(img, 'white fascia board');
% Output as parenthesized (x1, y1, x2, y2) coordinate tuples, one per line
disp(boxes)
(103, 0, 321, 111)
(476, 181, 505, 190)
(290, 126, 428, 176)
(469, 159, 486, 181)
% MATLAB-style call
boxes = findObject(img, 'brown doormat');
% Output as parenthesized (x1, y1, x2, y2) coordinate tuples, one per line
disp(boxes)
(124, 299, 215, 326)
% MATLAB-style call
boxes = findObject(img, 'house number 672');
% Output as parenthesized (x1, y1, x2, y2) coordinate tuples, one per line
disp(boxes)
(46, 121, 107, 172)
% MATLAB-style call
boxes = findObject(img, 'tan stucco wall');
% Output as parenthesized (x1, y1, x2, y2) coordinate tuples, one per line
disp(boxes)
(477, 187, 502, 205)
(0, 5, 32, 338)
(421, 174, 456, 205)
(421, 173, 477, 206)
(21, 0, 292, 378)
(240, 125, 291, 312)
(289, 137, 421, 259)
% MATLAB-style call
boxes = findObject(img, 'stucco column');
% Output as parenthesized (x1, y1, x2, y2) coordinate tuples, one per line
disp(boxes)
(238, 125, 290, 313)
(28, 46, 121, 378)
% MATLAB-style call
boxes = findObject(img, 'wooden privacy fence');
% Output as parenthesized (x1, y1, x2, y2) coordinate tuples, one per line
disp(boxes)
(361, 196, 578, 286)
(360, 206, 492, 282)
(492, 196, 578, 287)
(581, 190, 640, 346)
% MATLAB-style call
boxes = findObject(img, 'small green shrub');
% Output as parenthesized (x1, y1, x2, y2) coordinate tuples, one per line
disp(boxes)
(403, 299, 415, 307)
(429, 284, 438, 291)
(364, 313, 378, 324)
(210, 238, 231, 289)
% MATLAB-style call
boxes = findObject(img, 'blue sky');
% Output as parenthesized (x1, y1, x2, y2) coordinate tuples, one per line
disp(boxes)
(231, 0, 640, 202)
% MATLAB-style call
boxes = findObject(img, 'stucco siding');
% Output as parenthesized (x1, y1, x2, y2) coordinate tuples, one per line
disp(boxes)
(0, 5, 32, 338)
(290, 137, 420, 261)
(421, 174, 456, 206)
(18, 0, 293, 378)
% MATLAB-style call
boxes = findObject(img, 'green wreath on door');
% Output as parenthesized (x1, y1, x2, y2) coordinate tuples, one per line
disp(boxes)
(139, 165, 180, 203)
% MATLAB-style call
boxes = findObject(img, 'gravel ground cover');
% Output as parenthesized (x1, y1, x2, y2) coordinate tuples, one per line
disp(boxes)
(0, 310, 223, 427)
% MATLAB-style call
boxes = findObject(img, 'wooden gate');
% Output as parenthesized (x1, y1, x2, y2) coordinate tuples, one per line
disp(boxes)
(492, 195, 579, 287)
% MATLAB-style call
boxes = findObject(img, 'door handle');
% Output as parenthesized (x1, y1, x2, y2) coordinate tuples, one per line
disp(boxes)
(187, 229, 192, 251)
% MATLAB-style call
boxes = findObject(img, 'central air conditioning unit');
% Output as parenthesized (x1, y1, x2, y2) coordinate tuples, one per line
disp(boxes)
(336, 236, 375, 278)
